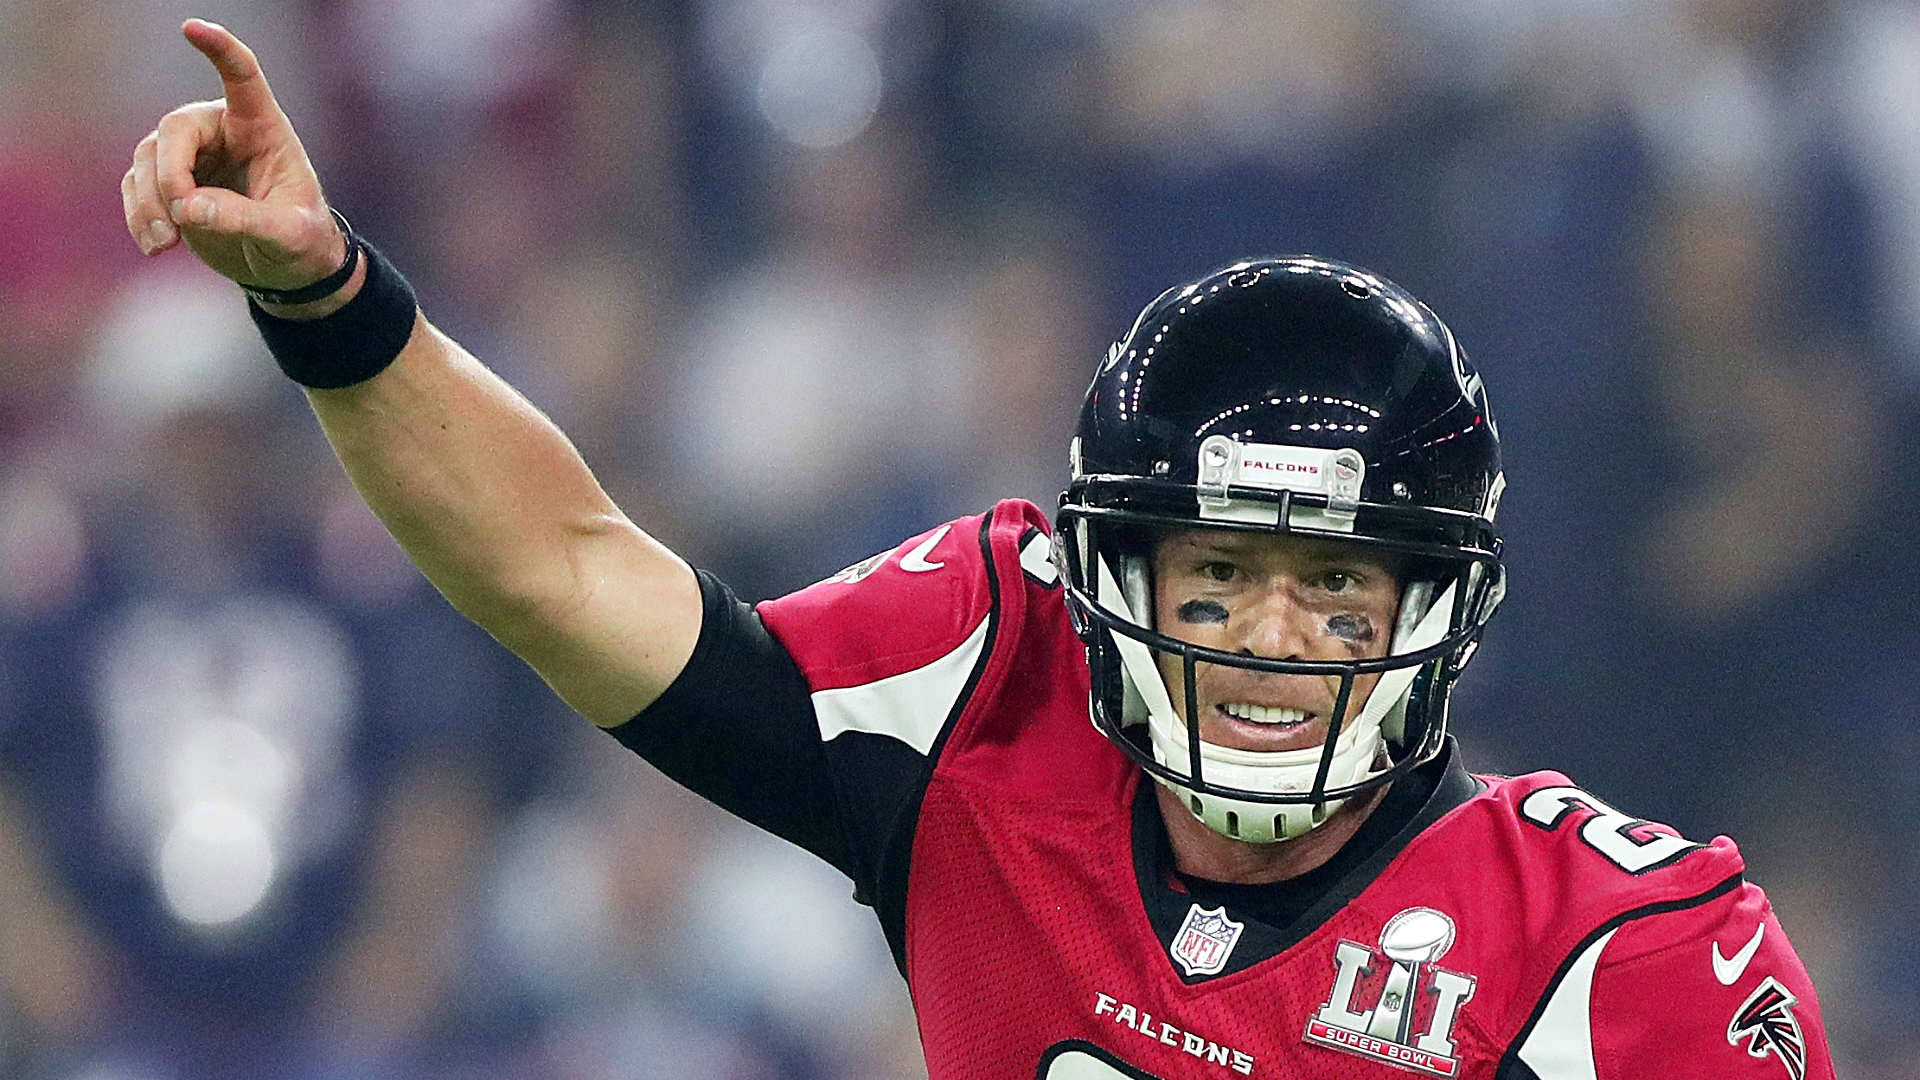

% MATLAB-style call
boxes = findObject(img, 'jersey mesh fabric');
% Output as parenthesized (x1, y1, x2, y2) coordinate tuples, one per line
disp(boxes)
(910, 773, 1463, 1079)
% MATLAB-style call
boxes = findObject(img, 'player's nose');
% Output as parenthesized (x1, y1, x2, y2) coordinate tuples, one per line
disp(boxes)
(1231, 584, 1316, 661)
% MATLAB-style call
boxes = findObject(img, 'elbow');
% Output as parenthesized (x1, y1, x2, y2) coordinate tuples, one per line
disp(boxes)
(498, 511, 651, 636)
(446, 511, 637, 646)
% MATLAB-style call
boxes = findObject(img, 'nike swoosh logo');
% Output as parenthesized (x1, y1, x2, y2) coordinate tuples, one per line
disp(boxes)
(899, 525, 951, 573)
(1712, 922, 1765, 985)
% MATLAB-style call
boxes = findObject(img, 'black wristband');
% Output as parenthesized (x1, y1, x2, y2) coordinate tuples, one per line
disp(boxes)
(238, 209, 362, 305)
(248, 237, 418, 389)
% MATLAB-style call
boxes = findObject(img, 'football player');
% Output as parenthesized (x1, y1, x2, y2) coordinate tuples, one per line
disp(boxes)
(123, 20, 1835, 1079)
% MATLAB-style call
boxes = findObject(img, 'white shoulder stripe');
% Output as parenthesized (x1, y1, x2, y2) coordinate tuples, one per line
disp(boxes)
(1515, 927, 1618, 1080)
(810, 615, 990, 755)
(1020, 531, 1058, 585)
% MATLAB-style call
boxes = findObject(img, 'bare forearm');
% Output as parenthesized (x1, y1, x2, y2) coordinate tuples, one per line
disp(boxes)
(309, 319, 624, 628)
(297, 309, 702, 726)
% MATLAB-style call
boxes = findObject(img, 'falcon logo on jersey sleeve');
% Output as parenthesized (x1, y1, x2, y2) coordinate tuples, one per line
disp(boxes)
(1303, 907, 1477, 1078)
(821, 524, 955, 585)
(1170, 904, 1244, 977)
(823, 550, 890, 585)
(1728, 976, 1807, 1080)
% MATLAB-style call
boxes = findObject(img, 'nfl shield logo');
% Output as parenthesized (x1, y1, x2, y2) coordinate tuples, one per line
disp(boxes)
(1171, 904, 1245, 977)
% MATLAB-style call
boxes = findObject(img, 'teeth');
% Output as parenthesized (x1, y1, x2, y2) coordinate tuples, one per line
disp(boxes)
(1222, 703, 1310, 726)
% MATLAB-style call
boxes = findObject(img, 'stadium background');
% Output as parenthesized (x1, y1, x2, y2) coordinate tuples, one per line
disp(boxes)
(2, 0, 1916, 1076)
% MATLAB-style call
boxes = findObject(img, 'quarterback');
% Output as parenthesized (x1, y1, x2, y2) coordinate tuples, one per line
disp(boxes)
(122, 20, 1834, 1079)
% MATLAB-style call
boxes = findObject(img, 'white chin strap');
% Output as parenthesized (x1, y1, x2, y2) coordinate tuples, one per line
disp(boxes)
(1094, 556, 1456, 844)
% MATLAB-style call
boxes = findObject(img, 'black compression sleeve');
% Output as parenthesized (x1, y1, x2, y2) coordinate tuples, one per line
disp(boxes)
(606, 569, 848, 873)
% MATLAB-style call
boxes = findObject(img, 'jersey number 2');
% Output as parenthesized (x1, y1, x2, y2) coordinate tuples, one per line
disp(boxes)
(1518, 785, 1703, 874)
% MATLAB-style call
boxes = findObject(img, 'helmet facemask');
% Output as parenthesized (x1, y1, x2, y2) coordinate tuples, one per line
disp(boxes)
(1058, 481, 1504, 845)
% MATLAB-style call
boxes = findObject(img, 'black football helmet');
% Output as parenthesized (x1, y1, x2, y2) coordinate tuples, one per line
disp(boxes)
(1056, 256, 1506, 842)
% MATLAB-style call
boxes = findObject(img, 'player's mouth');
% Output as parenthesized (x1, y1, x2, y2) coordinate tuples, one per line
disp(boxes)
(1218, 703, 1315, 729)
(1210, 702, 1325, 751)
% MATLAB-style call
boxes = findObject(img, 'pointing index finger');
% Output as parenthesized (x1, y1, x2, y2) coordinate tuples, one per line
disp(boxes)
(181, 18, 278, 119)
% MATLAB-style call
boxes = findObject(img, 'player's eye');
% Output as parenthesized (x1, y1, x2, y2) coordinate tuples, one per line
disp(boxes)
(1314, 569, 1359, 593)
(1197, 560, 1237, 583)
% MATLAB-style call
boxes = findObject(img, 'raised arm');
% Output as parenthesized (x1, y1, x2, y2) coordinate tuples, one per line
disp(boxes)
(120, 19, 701, 726)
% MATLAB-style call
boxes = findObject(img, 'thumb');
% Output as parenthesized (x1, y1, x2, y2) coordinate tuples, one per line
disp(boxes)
(173, 188, 346, 288)
(174, 187, 305, 246)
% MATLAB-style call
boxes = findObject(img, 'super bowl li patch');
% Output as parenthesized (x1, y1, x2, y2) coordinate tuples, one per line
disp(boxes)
(1303, 906, 1478, 1078)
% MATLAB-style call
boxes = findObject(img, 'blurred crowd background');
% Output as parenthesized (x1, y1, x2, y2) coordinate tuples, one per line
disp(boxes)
(1, 0, 1916, 1076)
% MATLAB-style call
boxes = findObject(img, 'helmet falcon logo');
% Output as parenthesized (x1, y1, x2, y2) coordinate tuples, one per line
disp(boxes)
(1727, 977, 1807, 1080)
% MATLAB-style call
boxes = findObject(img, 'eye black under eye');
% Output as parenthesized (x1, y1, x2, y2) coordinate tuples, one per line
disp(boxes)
(1177, 599, 1229, 625)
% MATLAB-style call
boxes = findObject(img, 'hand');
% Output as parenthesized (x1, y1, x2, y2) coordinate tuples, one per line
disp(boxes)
(121, 19, 346, 294)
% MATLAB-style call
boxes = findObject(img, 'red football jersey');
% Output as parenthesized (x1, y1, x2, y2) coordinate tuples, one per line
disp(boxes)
(755, 500, 1834, 1080)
